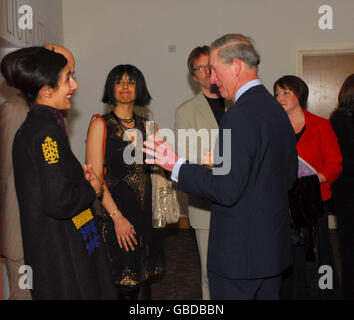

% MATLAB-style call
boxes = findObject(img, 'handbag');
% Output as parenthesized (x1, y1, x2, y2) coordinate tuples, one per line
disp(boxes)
(288, 175, 324, 229)
(144, 118, 181, 228)
(151, 166, 180, 228)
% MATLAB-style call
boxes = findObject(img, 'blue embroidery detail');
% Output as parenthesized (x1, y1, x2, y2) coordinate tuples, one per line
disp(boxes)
(79, 220, 100, 256)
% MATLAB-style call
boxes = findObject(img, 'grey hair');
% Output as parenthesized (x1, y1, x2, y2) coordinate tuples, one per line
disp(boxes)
(210, 33, 260, 68)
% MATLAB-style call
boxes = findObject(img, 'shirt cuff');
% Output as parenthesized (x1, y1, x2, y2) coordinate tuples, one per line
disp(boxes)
(171, 158, 186, 183)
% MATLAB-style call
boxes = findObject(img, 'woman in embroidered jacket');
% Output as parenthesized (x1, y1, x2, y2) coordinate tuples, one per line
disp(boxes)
(86, 64, 164, 300)
(1, 47, 117, 299)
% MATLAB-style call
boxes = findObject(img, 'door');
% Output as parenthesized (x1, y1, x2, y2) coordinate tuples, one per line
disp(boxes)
(298, 50, 354, 119)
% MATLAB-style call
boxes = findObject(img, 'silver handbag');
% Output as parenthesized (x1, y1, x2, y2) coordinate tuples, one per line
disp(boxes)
(151, 167, 180, 228)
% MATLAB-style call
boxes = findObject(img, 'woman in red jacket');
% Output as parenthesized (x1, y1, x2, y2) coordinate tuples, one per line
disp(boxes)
(274, 75, 342, 299)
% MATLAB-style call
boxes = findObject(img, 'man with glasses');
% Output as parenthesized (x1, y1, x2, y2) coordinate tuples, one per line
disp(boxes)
(174, 46, 225, 300)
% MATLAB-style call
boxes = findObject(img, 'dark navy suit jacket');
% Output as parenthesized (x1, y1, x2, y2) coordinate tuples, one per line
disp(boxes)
(178, 85, 298, 279)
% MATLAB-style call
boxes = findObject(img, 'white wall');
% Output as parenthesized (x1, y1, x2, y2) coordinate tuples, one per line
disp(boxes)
(0, 0, 63, 47)
(62, 0, 354, 164)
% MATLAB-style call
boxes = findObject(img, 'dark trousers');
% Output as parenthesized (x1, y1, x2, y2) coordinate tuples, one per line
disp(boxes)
(334, 184, 354, 299)
(208, 271, 282, 300)
(280, 203, 342, 300)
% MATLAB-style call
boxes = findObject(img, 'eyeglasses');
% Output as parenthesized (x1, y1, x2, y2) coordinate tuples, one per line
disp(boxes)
(193, 65, 210, 72)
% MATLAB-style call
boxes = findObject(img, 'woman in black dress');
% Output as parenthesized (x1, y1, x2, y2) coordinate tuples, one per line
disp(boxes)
(86, 64, 164, 300)
(330, 74, 354, 299)
(1, 47, 117, 299)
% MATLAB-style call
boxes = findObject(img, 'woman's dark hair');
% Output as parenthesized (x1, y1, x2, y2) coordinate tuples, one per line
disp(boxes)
(102, 64, 151, 107)
(0, 46, 67, 104)
(332, 74, 354, 116)
(273, 75, 309, 108)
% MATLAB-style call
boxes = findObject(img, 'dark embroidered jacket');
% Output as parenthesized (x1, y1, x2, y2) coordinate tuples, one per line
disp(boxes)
(12, 105, 117, 299)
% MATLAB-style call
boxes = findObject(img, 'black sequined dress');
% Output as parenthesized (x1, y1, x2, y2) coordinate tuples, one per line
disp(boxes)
(99, 111, 164, 289)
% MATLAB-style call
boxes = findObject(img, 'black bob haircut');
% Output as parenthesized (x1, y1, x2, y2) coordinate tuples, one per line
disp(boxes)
(273, 75, 309, 109)
(1, 46, 67, 104)
(102, 64, 152, 107)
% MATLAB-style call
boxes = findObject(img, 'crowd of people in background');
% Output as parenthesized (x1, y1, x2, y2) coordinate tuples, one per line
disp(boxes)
(0, 33, 353, 300)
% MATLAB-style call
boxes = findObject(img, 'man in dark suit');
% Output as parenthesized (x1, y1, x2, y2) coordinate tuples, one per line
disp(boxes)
(144, 33, 298, 299)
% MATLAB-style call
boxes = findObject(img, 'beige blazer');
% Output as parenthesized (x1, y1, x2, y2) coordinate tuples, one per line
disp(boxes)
(0, 94, 29, 260)
(174, 92, 219, 230)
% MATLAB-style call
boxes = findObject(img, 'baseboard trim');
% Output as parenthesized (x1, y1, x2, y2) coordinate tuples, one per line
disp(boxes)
(329, 215, 337, 230)
(167, 216, 191, 229)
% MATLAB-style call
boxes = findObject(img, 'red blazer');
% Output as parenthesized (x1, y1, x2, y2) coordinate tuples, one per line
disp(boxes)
(297, 109, 342, 201)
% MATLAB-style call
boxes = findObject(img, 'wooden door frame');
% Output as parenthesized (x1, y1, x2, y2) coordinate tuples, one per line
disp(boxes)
(296, 44, 354, 77)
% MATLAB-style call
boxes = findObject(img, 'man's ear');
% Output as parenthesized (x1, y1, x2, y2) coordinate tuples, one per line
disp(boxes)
(232, 58, 241, 70)
(232, 58, 242, 76)
(38, 85, 54, 99)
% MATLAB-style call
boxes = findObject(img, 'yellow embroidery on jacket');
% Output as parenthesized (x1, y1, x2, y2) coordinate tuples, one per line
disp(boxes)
(72, 208, 94, 230)
(42, 137, 59, 164)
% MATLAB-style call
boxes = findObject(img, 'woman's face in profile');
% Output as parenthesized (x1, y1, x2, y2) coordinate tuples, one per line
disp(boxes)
(114, 73, 136, 105)
(51, 64, 78, 110)
(274, 85, 301, 114)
